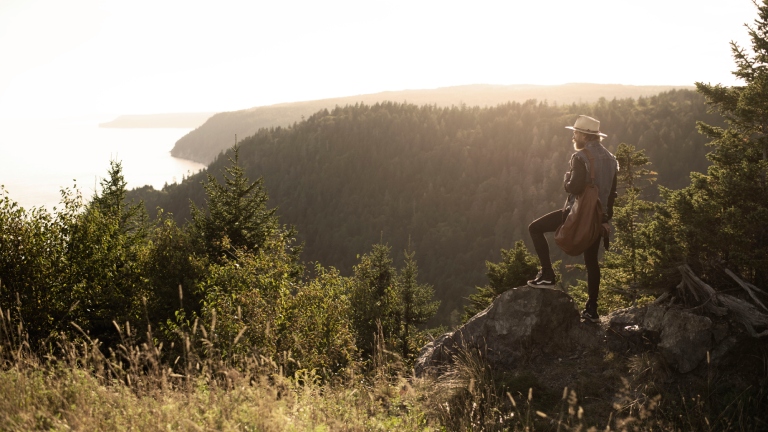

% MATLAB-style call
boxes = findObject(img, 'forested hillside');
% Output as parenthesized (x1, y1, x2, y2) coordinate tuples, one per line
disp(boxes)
(170, 83, 691, 164)
(132, 89, 722, 321)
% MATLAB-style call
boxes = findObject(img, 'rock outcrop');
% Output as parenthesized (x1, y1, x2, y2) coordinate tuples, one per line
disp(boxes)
(656, 309, 713, 373)
(416, 283, 766, 378)
(415, 286, 588, 376)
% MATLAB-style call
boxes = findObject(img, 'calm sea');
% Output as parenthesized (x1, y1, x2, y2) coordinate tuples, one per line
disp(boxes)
(0, 118, 206, 211)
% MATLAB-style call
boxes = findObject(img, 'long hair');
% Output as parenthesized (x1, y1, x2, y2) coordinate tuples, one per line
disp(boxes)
(573, 132, 602, 150)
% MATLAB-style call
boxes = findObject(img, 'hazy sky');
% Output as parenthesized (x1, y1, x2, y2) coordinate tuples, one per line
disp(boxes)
(0, 0, 758, 120)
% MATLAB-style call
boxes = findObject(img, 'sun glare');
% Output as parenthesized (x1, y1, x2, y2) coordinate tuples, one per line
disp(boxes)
(0, 0, 757, 119)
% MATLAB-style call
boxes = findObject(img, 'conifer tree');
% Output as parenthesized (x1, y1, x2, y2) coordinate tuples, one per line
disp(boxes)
(349, 243, 396, 357)
(145, 210, 202, 328)
(350, 243, 439, 360)
(657, 1, 768, 287)
(395, 246, 439, 359)
(602, 143, 656, 288)
(185, 145, 302, 360)
(65, 161, 149, 343)
(191, 145, 295, 264)
(462, 241, 539, 323)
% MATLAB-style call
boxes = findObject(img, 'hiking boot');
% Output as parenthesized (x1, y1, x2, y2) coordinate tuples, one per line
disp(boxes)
(527, 269, 555, 288)
(581, 307, 600, 323)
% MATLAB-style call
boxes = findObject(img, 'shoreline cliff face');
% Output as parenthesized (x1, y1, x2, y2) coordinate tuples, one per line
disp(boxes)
(169, 83, 691, 165)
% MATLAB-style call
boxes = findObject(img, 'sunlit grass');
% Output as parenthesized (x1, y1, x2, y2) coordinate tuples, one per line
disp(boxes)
(2, 304, 766, 431)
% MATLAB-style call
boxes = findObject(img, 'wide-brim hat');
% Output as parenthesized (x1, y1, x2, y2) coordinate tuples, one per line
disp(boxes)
(565, 115, 607, 137)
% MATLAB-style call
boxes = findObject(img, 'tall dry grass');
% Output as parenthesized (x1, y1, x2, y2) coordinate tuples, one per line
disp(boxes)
(0, 303, 434, 431)
(2, 303, 767, 431)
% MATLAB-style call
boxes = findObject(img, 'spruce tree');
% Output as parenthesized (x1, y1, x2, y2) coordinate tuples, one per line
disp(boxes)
(65, 161, 149, 344)
(395, 247, 439, 359)
(191, 145, 294, 264)
(602, 143, 656, 288)
(349, 243, 396, 357)
(462, 241, 539, 323)
(660, 1, 768, 287)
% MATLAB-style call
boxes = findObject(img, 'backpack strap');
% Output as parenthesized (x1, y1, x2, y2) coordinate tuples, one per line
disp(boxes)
(581, 147, 596, 184)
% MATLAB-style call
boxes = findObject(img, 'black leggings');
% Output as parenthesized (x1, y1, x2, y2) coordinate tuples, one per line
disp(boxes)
(528, 210, 601, 307)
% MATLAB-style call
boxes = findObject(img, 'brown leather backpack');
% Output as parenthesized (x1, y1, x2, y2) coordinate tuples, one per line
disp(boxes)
(554, 148, 606, 256)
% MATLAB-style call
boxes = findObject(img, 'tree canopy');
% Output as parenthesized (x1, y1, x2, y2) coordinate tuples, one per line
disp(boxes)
(132, 90, 723, 321)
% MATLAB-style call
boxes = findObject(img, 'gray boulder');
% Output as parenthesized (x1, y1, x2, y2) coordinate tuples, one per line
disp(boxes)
(642, 304, 667, 332)
(415, 286, 582, 376)
(658, 308, 713, 373)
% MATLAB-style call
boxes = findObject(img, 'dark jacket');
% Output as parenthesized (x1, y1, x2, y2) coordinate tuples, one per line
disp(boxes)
(563, 149, 618, 221)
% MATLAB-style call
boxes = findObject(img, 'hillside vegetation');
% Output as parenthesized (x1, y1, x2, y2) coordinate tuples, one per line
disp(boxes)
(134, 89, 722, 321)
(171, 83, 692, 164)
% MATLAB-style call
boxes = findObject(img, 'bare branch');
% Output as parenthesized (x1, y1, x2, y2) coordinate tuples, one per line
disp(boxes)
(725, 268, 768, 312)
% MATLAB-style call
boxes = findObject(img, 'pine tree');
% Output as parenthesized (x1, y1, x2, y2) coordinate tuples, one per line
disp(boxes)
(462, 241, 539, 323)
(395, 246, 439, 359)
(602, 143, 656, 288)
(660, 1, 768, 287)
(349, 243, 396, 357)
(186, 145, 302, 359)
(65, 160, 149, 344)
(191, 145, 295, 264)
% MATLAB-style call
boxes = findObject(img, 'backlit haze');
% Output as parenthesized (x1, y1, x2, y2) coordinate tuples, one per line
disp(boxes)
(0, 0, 758, 121)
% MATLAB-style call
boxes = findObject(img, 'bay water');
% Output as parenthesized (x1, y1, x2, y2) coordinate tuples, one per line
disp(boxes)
(0, 117, 206, 211)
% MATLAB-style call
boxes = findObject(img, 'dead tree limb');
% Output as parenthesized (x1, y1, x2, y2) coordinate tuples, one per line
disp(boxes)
(725, 269, 768, 313)
(677, 266, 727, 316)
(678, 265, 768, 337)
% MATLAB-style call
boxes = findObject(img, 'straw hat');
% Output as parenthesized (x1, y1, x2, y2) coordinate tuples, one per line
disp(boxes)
(565, 115, 607, 137)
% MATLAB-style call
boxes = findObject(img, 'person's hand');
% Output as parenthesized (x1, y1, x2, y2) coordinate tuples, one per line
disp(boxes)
(564, 172, 571, 183)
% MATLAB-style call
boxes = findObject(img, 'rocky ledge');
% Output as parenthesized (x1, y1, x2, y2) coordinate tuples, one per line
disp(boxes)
(416, 284, 767, 378)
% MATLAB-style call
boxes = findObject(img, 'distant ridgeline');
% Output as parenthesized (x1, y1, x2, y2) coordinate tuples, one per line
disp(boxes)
(130, 89, 722, 322)
(170, 84, 693, 164)
(100, 112, 215, 129)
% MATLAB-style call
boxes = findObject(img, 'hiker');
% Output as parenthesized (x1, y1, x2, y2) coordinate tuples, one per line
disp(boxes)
(526, 115, 618, 322)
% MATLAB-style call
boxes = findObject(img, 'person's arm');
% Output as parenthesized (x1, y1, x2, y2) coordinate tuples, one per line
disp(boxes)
(564, 155, 587, 195)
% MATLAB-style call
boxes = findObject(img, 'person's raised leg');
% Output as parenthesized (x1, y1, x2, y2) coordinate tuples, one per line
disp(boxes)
(527, 210, 564, 287)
